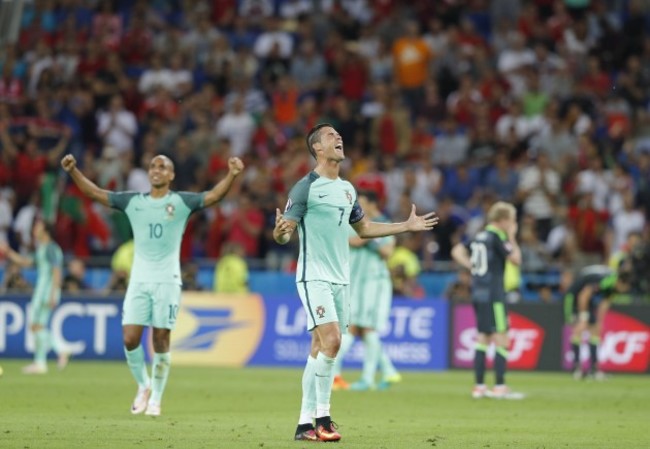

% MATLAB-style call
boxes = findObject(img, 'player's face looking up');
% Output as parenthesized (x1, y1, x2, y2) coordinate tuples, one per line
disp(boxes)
(314, 127, 344, 162)
(148, 155, 175, 188)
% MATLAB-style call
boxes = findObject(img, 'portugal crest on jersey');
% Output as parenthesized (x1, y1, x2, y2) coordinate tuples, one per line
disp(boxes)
(165, 203, 175, 219)
(345, 190, 352, 205)
(316, 305, 326, 318)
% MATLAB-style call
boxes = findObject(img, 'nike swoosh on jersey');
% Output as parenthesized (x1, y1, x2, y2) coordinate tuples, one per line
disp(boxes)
(318, 194, 329, 198)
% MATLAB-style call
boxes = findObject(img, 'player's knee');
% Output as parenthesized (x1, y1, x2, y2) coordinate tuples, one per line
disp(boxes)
(123, 332, 140, 350)
(321, 332, 341, 353)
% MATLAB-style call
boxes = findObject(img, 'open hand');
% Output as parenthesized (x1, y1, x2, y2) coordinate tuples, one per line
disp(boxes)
(406, 204, 439, 232)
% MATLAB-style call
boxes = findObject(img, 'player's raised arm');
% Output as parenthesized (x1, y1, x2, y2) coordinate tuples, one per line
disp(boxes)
(0, 241, 33, 267)
(61, 154, 111, 207)
(203, 157, 244, 207)
(352, 204, 439, 239)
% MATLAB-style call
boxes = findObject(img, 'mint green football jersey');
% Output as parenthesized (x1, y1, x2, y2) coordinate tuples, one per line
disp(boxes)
(32, 241, 63, 304)
(109, 191, 205, 285)
(349, 214, 394, 282)
(284, 172, 364, 284)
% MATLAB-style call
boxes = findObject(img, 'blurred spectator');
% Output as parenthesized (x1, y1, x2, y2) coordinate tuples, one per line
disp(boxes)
(223, 192, 264, 258)
(290, 39, 327, 94)
(182, 263, 201, 291)
(485, 152, 519, 203)
(63, 258, 88, 293)
(214, 242, 249, 294)
(254, 16, 294, 59)
(445, 268, 472, 303)
(0, 188, 13, 244)
(388, 235, 424, 299)
(568, 192, 609, 255)
(216, 96, 256, 157)
(171, 137, 201, 191)
(1, 261, 31, 293)
(432, 118, 469, 168)
(1, 123, 70, 208)
(519, 220, 551, 272)
(392, 19, 432, 113)
(107, 239, 134, 292)
(606, 192, 646, 258)
(181, 15, 219, 67)
(429, 197, 466, 262)
(97, 94, 137, 155)
(517, 152, 560, 240)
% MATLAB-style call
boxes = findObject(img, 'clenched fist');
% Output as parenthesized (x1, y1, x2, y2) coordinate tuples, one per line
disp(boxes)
(228, 157, 245, 176)
(61, 154, 77, 172)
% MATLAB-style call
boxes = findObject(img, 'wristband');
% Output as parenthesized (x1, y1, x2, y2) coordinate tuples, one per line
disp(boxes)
(578, 311, 589, 323)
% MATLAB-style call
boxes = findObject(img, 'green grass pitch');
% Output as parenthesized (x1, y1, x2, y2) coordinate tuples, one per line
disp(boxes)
(0, 360, 648, 449)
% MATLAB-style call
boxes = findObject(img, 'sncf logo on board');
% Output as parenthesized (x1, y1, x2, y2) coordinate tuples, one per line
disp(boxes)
(563, 311, 650, 373)
(601, 311, 650, 371)
(452, 305, 546, 370)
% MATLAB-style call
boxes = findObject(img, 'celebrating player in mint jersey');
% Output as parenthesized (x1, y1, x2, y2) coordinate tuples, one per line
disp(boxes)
(273, 124, 439, 443)
(61, 152, 244, 417)
(0, 220, 69, 374)
(451, 201, 523, 400)
(332, 190, 401, 392)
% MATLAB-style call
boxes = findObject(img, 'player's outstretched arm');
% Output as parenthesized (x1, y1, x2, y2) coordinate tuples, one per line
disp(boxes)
(0, 241, 33, 268)
(352, 204, 439, 239)
(61, 154, 111, 207)
(203, 157, 244, 207)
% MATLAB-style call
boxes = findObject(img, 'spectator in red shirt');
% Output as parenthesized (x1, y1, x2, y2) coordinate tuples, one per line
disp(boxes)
(121, 14, 153, 67)
(223, 191, 265, 258)
(1, 122, 70, 205)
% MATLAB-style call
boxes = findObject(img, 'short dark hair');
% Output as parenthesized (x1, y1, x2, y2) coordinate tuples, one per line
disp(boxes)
(306, 123, 334, 160)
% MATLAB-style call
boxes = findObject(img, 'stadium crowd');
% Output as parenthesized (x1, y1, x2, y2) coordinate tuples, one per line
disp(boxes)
(0, 0, 649, 298)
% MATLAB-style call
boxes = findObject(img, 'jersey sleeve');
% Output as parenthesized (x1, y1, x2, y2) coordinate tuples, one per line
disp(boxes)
(108, 192, 138, 211)
(283, 179, 310, 222)
(349, 198, 364, 224)
(46, 244, 63, 268)
(493, 233, 512, 258)
(179, 191, 206, 213)
(598, 274, 617, 297)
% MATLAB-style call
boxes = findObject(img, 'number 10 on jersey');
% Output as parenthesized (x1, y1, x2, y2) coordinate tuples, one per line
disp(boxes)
(149, 223, 163, 239)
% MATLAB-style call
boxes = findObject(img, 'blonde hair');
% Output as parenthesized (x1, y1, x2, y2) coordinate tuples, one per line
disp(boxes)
(487, 201, 516, 223)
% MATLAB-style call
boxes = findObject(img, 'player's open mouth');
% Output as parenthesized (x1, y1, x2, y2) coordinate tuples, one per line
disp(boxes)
(335, 144, 343, 151)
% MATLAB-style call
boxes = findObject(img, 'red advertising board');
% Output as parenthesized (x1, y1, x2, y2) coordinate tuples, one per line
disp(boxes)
(562, 310, 650, 373)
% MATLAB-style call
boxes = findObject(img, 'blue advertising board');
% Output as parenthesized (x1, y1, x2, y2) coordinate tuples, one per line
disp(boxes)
(0, 295, 124, 359)
(0, 293, 449, 371)
(248, 295, 449, 371)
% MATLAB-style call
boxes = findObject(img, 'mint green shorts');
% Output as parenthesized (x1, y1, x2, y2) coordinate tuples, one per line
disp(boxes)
(29, 291, 60, 326)
(297, 281, 349, 332)
(123, 282, 182, 329)
(350, 277, 392, 330)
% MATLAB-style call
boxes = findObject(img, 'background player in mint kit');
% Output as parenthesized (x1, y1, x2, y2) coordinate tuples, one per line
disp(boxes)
(0, 220, 69, 374)
(273, 124, 439, 442)
(332, 190, 401, 392)
(451, 201, 523, 400)
(61, 152, 244, 416)
(564, 264, 632, 380)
